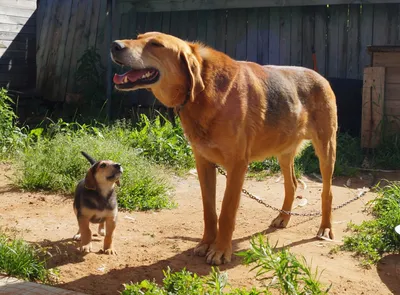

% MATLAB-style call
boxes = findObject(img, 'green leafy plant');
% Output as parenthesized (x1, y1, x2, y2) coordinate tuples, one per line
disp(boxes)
(0, 88, 29, 158)
(0, 231, 57, 283)
(341, 181, 400, 266)
(238, 235, 331, 295)
(74, 47, 107, 112)
(121, 267, 270, 295)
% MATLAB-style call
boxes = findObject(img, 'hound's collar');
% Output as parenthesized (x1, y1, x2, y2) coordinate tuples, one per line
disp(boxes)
(84, 185, 96, 191)
(176, 91, 191, 117)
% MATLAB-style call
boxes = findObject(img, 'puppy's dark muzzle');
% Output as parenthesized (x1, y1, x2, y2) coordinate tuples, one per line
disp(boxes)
(114, 163, 123, 174)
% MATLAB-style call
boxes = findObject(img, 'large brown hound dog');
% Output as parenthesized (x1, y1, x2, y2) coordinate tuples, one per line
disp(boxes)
(110, 32, 337, 265)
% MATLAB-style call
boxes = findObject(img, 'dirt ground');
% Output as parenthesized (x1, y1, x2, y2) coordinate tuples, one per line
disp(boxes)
(0, 163, 399, 295)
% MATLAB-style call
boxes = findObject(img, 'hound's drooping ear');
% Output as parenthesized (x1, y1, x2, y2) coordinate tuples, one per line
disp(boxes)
(181, 47, 205, 102)
(84, 165, 97, 190)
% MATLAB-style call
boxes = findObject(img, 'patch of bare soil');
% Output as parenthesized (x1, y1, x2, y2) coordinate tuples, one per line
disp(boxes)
(0, 163, 399, 295)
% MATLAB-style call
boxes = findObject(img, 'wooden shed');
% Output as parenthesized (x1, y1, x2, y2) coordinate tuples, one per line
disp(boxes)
(361, 46, 400, 148)
(0, 0, 37, 90)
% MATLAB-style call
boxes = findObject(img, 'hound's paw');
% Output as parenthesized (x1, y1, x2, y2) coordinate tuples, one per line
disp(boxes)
(73, 234, 81, 241)
(80, 244, 92, 253)
(271, 213, 291, 228)
(205, 243, 232, 265)
(100, 248, 117, 255)
(194, 242, 211, 257)
(317, 226, 334, 240)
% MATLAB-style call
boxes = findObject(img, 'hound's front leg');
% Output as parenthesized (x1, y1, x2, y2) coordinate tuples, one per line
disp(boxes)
(206, 160, 247, 265)
(193, 151, 217, 257)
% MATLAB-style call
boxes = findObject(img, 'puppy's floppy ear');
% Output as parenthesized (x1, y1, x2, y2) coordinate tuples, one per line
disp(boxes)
(181, 46, 205, 102)
(84, 165, 97, 190)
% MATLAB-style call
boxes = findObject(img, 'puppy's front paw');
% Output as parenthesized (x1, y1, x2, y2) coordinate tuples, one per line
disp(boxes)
(73, 233, 81, 240)
(194, 241, 211, 257)
(80, 244, 92, 253)
(100, 248, 117, 255)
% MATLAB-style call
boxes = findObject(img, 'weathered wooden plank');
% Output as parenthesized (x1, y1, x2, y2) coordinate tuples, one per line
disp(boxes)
(126, 9, 138, 38)
(279, 7, 290, 65)
(246, 8, 258, 62)
(0, 14, 35, 26)
(337, 5, 348, 78)
(0, 31, 33, 41)
(359, 4, 373, 77)
(226, 9, 238, 57)
(0, 40, 31, 50)
(66, 0, 90, 94)
(36, 0, 57, 93)
(168, 11, 180, 38)
(301, 6, 314, 69)
(235, 9, 247, 60)
(197, 10, 207, 43)
(346, 5, 359, 79)
(0, 64, 35, 73)
(361, 67, 385, 148)
(373, 52, 400, 67)
(257, 7, 269, 65)
(385, 100, 400, 116)
(205, 10, 216, 48)
(125, 0, 400, 12)
(135, 11, 147, 34)
(36, 0, 46, 41)
(0, 0, 36, 10)
(327, 5, 339, 77)
(187, 10, 198, 41)
(0, 6, 35, 18)
(161, 11, 170, 34)
(52, 1, 74, 99)
(88, 0, 102, 46)
(215, 9, 227, 53)
(56, 0, 79, 103)
(386, 67, 400, 84)
(0, 24, 35, 34)
(373, 4, 398, 46)
(0, 57, 32, 65)
(268, 7, 279, 65)
(43, 0, 70, 98)
(178, 11, 189, 39)
(386, 83, 400, 101)
(290, 6, 303, 67)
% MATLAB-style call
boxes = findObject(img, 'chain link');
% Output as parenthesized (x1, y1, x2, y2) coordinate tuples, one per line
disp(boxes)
(215, 164, 368, 217)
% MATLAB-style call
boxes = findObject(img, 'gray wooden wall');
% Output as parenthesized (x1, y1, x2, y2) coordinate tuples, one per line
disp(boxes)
(36, 1, 400, 105)
(0, 0, 37, 90)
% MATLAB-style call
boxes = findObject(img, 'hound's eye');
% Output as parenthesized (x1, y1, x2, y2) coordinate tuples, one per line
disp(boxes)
(99, 163, 106, 168)
(149, 41, 164, 48)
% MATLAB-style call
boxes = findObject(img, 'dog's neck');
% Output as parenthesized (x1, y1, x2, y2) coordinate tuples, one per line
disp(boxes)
(86, 182, 115, 198)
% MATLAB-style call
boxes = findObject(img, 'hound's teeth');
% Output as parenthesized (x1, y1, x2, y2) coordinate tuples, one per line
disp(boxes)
(123, 76, 128, 83)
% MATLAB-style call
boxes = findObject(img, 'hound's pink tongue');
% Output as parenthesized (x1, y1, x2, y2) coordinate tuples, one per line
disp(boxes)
(113, 69, 149, 85)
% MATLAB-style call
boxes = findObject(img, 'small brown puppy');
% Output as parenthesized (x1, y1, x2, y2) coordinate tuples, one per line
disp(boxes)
(73, 151, 123, 254)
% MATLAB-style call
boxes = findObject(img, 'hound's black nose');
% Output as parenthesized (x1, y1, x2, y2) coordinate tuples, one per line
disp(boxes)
(113, 163, 121, 170)
(111, 41, 125, 54)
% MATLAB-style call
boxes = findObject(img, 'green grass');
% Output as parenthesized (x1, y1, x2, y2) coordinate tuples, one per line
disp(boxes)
(110, 115, 195, 172)
(340, 181, 400, 267)
(14, 118, 174, 211)
(0, 231, 56, 283)
(122, 235, 330, 295)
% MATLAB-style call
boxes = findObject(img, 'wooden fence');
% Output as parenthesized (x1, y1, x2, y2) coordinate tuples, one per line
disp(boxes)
(36, 1, 400, 110)
(0, 0, 36, 90)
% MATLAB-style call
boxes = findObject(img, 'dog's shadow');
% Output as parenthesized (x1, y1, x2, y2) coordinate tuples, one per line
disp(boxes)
(36, 236, 104, 268)
(55, 229, 317, 295)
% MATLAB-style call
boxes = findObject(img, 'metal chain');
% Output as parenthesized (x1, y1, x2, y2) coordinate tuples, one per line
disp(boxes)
(215, 164, 368, 217)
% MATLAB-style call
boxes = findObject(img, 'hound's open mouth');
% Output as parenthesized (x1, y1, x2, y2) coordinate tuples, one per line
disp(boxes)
(113, 68, 159, 89)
